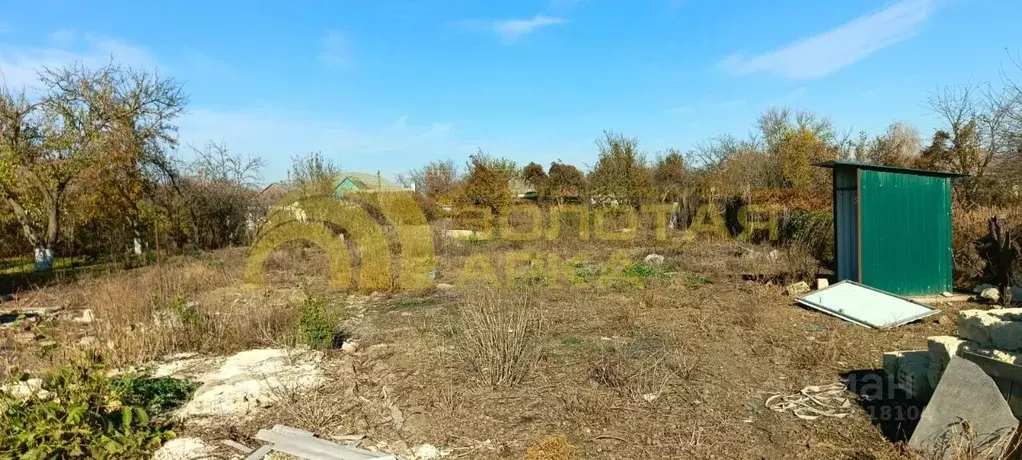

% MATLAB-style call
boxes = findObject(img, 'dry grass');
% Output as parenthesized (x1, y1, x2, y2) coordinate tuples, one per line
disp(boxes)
(0, 250, 314, 373)
(525, 435, 578, 460)
(916, 419, 1018, 460)
(451, 288, 542, 386)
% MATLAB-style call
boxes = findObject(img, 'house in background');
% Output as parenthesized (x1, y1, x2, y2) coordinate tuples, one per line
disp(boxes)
(334, 171, 407, 198)
(508, 177, 537, 200)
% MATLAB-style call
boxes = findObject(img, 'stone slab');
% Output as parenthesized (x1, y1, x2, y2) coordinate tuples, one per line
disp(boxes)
(909, 358, 1018, 459)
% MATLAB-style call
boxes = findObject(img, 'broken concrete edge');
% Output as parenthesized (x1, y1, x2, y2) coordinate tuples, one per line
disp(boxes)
(958, 308, 1022, 352)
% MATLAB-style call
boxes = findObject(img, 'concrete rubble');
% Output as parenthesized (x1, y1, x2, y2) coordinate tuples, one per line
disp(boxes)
(155, 348, 326, 420)
(152, 437, 212, 460)
(887, 307, 1022, 400)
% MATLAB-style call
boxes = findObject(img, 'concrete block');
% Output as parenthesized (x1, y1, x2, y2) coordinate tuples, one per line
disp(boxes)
(910, 358, 1018, 459)
(895, 350, 933, 400)
(925, 335, 1022, 388)
(926, 336, 973, 389)
(927, 336, 968, 369)
(958, 308, 1022, 351)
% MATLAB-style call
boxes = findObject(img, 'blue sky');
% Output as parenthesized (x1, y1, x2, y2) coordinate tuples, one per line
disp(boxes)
(1, 0, 1019, 183)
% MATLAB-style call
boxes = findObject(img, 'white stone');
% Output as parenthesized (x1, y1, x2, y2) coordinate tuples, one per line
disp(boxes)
(975, 284, 997, 294)
(643, 254, 665, 266)
(78, 336, 99, 347)
(436, 283, 454, 291)
(816, 278, 829, 290)
(958, 308, 1022, 351)
(445, 229, 476, 240)
(2, 378, 49, 400)
(168, 348, 325, 420)
(341, 341, 360, 353)
(785, 281, 810, 297)
(980, 287, 1001, 303)
(71, 309, 95, 324)
(152, 438, 211, 460)
(414, 444, 442, 459)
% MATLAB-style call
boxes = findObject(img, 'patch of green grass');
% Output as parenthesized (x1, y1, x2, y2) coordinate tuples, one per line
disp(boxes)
(109, 374, 199, 416)
(622, 262, 677, 280)
(572, 261, 601, 283)
(684, 274, 714, 287)
(390, 297, 436, 310)
(561, 337, 584, 345)
(437, 323, 463, 338)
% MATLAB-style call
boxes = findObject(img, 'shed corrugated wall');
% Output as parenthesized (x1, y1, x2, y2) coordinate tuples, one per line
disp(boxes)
(858, 169, 952, 295)
(834, 169, 859, 282)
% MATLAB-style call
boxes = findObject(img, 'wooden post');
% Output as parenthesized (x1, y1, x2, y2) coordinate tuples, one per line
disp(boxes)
(154, 221, 162, 266)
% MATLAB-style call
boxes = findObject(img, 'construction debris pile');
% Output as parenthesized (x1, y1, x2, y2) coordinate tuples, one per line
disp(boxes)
(885, 307, 1022, 401)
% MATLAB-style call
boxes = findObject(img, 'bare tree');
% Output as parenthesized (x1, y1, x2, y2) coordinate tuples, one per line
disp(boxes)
(398, 159, 459, 198)
(288, 151, 341, 197)
(185, 142, 264, 248)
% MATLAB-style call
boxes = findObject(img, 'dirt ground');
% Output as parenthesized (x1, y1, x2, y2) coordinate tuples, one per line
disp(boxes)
(0, 236, 985, 459)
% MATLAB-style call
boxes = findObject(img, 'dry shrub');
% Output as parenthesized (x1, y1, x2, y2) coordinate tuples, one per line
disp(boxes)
(263, 378, 352, 434)
(262, 241, 332, 287)
(918, 419, 1018, 460)
(525, 435, 578, 460)
(784, 243, 819, 284)
(453, 289, 542, 386)
(789, 337, 840, 371)
(70, 258, 302, 366)
(953, 207, 995, 285)
(589, 332, 700, 405)
(732, 302, 764, 330)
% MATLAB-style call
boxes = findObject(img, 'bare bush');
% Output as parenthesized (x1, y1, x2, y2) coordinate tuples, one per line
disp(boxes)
(453, 289, 542, 386)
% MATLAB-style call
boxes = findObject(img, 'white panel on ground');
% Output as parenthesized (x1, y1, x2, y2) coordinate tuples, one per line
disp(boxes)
(797, 281, 939, 329)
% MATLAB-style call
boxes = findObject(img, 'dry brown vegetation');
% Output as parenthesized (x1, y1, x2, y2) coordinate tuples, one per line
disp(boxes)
(1, 221, 1015, 459)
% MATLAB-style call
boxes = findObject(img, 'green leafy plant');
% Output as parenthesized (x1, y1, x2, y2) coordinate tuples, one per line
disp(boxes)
(299, 295, 337, 349)
(0, 356, 187, 459)
(109, 374, 198, 416)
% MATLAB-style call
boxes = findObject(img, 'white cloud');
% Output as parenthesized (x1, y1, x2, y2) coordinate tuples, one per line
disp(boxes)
(319, 29, 350, 67)
(493, 14, 566, 42)
(720, 0, 938, 79)
(0, 34, 159, 89)
(177, 108, 460, 176)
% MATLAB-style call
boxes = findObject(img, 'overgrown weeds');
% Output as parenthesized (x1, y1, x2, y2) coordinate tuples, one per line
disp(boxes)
(452, 289, 542, 386)
(0, 354, 194, 459)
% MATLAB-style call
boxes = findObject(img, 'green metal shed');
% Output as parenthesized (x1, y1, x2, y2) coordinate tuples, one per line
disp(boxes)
(817, 161, 967, 296)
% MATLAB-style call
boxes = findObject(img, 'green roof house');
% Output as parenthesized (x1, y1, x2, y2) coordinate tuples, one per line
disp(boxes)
(334, 171, 405, 198)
